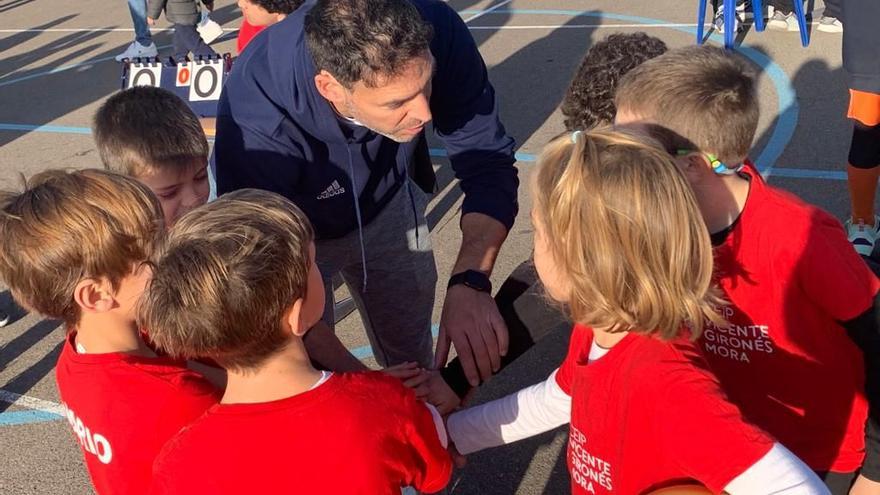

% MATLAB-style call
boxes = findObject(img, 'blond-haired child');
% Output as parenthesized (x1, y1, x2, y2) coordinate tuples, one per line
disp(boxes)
(446, 129, 827, 494)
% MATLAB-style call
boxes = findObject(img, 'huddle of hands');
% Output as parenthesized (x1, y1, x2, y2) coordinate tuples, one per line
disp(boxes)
(383, 362, 468, 468)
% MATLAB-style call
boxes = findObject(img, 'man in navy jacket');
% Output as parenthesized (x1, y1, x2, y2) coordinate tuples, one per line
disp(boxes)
(214, 0, 518, 383)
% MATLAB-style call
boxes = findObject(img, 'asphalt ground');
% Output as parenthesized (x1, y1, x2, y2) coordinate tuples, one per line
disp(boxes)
(0, 0, 850, 493)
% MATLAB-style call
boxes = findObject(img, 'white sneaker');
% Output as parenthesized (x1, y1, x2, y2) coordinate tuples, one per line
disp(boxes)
(767, 11, 799, 31)
(817, 15, 843, 33)
(115, 41, 158, 62)
(846, 216, 880, 257)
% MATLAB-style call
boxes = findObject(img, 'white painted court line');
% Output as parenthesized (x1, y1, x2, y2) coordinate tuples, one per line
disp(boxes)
(0, 389, 65, 416)
(1, 22, 829, 33)
(464, 0, 514, 23)
(468, 23, 704, 29)
(0, 27, 240, 33)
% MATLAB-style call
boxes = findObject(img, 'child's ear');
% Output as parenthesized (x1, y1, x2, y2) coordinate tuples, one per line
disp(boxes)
(679, 153, 712, 182)
(284, 298, 308, 337)
(73, 278, 116, 314)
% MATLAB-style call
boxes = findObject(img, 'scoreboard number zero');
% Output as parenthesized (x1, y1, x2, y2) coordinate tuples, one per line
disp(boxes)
(188, 60, 223, 102)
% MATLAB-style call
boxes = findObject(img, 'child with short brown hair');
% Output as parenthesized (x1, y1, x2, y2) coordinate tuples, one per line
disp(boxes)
(93, 86, 211, 226)
(0, 169, 218, 495)
(446, 128, 827, 494)
(615, 45, 880, 493)
(143, 189, 451, 494)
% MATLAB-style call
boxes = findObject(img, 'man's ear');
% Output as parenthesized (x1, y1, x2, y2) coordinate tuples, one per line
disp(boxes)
(313, 70, 347, 107)
(284, 297, 308, 337)
(73, 278, 116, 314)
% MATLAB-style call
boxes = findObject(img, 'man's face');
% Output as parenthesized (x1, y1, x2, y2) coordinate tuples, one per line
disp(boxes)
(136, 160, 210, 227)
(342, 54, 435, 143)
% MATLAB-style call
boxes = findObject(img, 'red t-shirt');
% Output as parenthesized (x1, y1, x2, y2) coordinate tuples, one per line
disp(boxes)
(556, 325, 773, 494)
(150, 372, 452, 495)
(55, 333, 220, 495)
(236, 20, 265, 54)
(704, 164, 878, 472)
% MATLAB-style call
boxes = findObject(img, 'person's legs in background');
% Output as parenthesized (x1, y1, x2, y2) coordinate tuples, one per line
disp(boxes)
(172, 24, 217, 62)
(818, 0, 843, 33)
(768, 0, 843, 32)
(846, 118, 880, 256)
(712, 0, 752, 34)
(767, 0, 802, 30)
(116, 0, 158, 61)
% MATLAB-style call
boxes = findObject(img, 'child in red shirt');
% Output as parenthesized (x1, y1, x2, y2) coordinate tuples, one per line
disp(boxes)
(141, 189, 451, 494)
(615, 45, 880, 494)
(235, 0, 303, 53)
(0, 169, 220, 495)
(446, 128, 827, 494)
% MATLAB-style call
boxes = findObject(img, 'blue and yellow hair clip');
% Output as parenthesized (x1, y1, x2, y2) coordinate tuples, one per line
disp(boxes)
(676, 149, 740, 175)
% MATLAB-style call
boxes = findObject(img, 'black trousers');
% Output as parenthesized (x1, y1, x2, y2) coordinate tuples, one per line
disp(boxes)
(172, 24, 217, 62)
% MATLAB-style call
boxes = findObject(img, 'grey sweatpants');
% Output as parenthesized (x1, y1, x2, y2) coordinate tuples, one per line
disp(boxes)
(316, 181, 437, 368)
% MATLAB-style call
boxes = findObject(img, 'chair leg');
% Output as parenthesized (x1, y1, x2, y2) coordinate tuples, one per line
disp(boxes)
(792, 0, 810, 46)
(752, 0, 765, 31)
(724, 0, 735, 47)
(697, 0, 707, 44)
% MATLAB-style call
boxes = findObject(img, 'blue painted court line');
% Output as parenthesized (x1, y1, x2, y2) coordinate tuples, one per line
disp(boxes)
(0, 123, 92, 134)
(0, 122, 845, 181)
(0, 323, 441, 426)
(0, 409, 64, 426)
(769, 167, 847, 181)
(455, 9, 798, 177)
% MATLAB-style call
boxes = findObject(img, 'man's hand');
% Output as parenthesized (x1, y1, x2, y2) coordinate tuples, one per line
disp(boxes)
(435, 285, 508, 386)
(851, 475, 880, 495)
(146, 17, 155, 26)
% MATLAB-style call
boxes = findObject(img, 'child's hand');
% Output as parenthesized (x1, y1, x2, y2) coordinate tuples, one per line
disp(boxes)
(442, 413, 466, 468)
(146, 17, 155, 26)
(383, 362, 431, 400)
(850, 475, 880, 495)
(449, 442, 467, 468)
(423, 370, 462, 416)
(203, 1, 214, 11)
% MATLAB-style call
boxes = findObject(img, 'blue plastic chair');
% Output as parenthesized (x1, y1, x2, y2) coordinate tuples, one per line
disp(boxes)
(697, 0, 809, 48)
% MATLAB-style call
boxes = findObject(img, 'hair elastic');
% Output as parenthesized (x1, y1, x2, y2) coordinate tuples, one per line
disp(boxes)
(571, 130, 583, 143)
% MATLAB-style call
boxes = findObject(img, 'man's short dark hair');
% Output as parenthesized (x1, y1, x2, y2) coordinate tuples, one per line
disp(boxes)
(251, 0, 303, 14)
(561, 32, 667, 131)
(93, 86, 209, 176)
(305, 0, 434, 88)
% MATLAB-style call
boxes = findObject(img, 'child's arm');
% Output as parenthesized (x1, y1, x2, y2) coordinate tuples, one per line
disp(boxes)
(793, 215, 880, 486)
(841, 312, 880, 489)
(446, 369, 570, 455)
(723, 443, 829, 494)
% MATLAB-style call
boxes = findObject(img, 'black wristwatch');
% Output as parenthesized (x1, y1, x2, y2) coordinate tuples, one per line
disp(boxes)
(447, 269, 492, 293)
